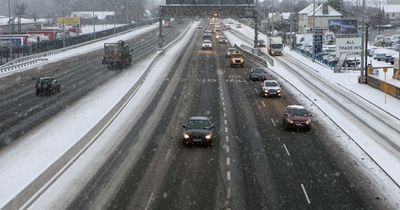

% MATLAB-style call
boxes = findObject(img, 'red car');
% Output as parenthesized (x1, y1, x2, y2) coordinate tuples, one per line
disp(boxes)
(282, 105, 312, 131)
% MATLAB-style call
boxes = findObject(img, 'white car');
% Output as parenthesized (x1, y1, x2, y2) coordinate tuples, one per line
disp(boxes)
(202, 40, 212, 49)
(261, 80, 282, 97)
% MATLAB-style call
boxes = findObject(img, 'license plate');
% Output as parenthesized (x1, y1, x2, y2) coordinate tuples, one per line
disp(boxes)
(193, 138, 202, 142)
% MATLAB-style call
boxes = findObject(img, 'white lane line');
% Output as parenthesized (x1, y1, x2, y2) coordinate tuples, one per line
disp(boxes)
(254, 88, 258, 93)
(222, 96, 225, 101)
(222, 101, 225, 106)
(165, 148, 172, 161)
(301, 184, 311, 204)
(283, 144, 291, 156)
(271, 118, 277, 127)
(225, 127, 228, 133)
(223, 107, 226, 112)
(227, 187, 232, 199)
(226, 136, 229, 142)
(226, 145, 230, 153)
(227, 171, 231, 181)
(226, 157, 231, 166)
(262, 100, 266, 107)
(224, 112, 227, 118)
(224, 119, 228, 125)
(144, 192, 155, 210)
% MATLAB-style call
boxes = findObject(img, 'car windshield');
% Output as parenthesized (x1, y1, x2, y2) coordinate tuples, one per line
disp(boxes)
(227, 48, 236, 52)
(186, 120, 211, 129)
(288, 108, 308, 116)
(264, 81, 278, 87)
(204, 40, 211, 43)
(253, 68, 264, 73)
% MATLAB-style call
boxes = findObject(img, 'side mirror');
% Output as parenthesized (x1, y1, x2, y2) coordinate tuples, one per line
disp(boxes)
(182, 125, 186, 128)
(283, 113, 288, 117)
(308, 113, 312, 117)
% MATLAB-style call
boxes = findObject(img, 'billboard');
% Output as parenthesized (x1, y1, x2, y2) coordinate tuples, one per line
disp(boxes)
(328, 19, 358, 34)
(335, 38, 362, 57)
(57, 17, 81, 25)
(166, 0, 254, 4)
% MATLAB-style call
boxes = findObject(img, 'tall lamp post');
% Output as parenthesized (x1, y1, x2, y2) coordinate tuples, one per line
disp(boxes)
(360, 0, 365, 83)
(8, 0, 13, 58)
(62, 0, 66, 48)
(312, 0, 316, 62)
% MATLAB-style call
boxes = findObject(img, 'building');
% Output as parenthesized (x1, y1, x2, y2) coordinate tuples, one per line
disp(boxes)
(0, 15, 36, 34)
(298, 3, 342, 34)
(343, 0, 381, 7)
(384, 5, 400, 22)
(71, 11, 115, 21)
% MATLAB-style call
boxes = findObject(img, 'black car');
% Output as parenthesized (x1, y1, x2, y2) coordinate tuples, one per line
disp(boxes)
(249, 67, 267, 81)
(35, 77, 61, 95)
(182, 116, 214, 147)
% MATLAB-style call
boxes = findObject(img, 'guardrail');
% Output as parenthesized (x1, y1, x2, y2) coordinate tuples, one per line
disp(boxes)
(0, 58, 48, 74)
(3, 23, 194, 210)
(234, 44, 270, 67)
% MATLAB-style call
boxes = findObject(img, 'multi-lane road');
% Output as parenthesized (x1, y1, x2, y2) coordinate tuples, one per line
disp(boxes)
(0, 23, 187, 146)
(64, 23, 378, 209)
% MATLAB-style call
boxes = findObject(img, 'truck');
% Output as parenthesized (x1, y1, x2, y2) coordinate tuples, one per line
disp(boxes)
(267, 36, 283, 56)
(102, 40, 133, 69)
(230, 52, 245, 67)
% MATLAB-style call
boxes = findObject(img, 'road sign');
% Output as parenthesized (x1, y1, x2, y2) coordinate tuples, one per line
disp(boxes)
(335, 38, 362, 57)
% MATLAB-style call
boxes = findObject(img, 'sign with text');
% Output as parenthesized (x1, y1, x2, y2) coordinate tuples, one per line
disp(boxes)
(57, 17, 81, 25)
(328, 19, 358, 34)
(335, 38, 362, 57)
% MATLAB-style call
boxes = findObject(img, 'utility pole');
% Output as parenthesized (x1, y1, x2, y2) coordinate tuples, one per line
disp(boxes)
(312, 0, 316, 62)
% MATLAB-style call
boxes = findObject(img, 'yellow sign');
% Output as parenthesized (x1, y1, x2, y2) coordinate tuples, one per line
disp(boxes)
(383, 67, 388, 73)
(57, 17, 81, 25)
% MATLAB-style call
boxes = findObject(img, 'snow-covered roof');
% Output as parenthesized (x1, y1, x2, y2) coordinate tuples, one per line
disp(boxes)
(384, 5, 400, 13)
(0, 16, 36, 26)
(299, 3, 342, 17)
(298, 4, 314, 14)
(281, 12, 291, 20)
(71, 11, 115, 20)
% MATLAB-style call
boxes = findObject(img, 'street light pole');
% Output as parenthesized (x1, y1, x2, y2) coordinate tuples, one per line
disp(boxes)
(312, 0, 316, 62)
(62, 0, 66, 48)
(8, 0, 12, 58)
(93, 10, 96, 40)
(360, 0, 365, 82)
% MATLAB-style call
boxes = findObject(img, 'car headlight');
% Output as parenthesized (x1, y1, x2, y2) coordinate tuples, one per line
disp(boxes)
(305, 120, 310, 125)
(263, 88, 268, 92)
(205, 134, 212, 139)
(277, 89, 281, 93)
(183, 134, 190, 139)
(287, 119, 293, 124)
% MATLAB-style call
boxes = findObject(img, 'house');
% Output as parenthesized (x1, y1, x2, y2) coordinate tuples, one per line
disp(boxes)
(0, 15, 36, 34)
(384, 5, 400, 22)
(298, 3, 342, 34)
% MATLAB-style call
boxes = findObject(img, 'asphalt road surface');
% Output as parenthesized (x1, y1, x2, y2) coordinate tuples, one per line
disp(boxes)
(68, 24, 377, 210)
(0, 22, 188, 147)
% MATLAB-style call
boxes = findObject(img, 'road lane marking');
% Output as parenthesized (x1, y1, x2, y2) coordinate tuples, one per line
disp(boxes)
(226, 136, 229, 142)
(224, 119, 228, 125)
(225, 127, 228, 133)
(165, 148, 172, 161)
(227, 187, 232, 199)
(227, 171, 231, 181)
(144, 192, 155, 210)
(222, 96, 224, 101)
(283, 144, 291, 156)
(271, 118, 277, 127)
(224, 113, 227, 118)
(226, 157, 230, 166)
(254, 88, 258, 93)
(223, 107, 226, 112)
(226, 145, 230, 153)
(262, 100, 266, 107)
(301, 184, 311, 204)
(222, 101, 225, 106)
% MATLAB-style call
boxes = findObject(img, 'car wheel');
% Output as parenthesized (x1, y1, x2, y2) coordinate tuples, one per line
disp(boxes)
(208, 141, 213, 147)
(35, 91, 39, 96)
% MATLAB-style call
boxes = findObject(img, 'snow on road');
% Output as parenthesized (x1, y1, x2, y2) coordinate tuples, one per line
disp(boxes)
(224, 19, 400, 208)
(0, 21, 197, 209)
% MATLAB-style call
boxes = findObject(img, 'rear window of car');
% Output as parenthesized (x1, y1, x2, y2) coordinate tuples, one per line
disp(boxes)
(253, 68, 264, 73)
(187, 120, 210, 129)
(288, 108, 308, 116)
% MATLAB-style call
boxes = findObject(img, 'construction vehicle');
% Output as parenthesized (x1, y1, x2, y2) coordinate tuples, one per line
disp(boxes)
(230, 52, 245, 67)
(102, 40, 133, 69)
